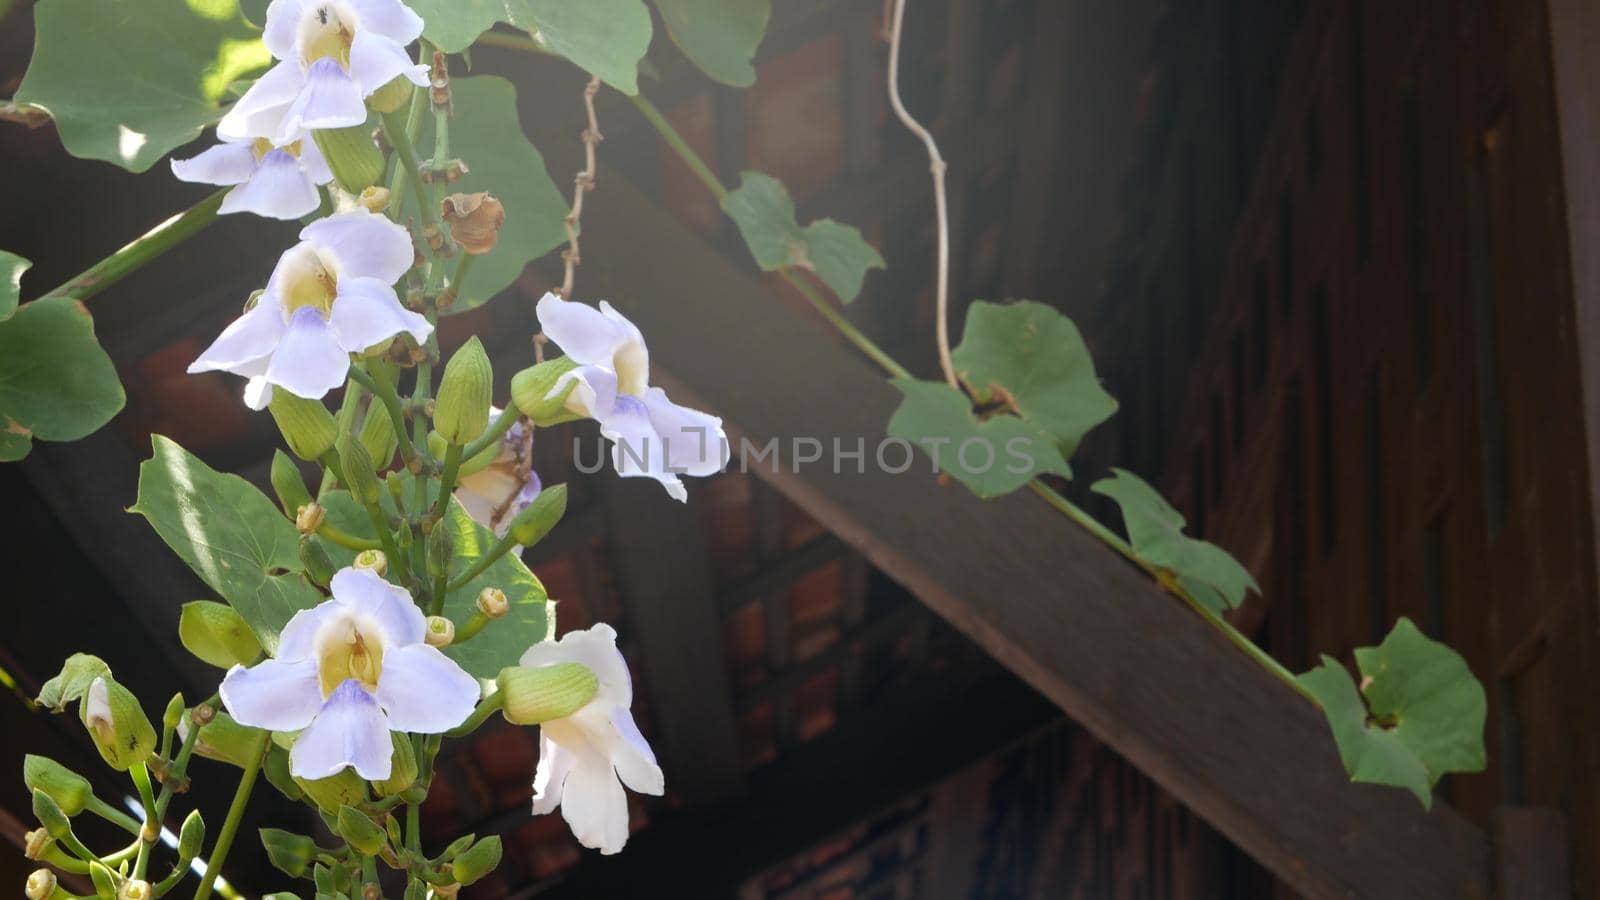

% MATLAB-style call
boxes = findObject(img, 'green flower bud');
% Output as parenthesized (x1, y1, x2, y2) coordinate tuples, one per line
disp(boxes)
(299, 535, 337, 588)
(403, 879, 429, 900)
(334, 805, 385, 856)
(367, 75, 414, 115)
(88, 860, 116, 900)
(373, 733, 417, 798)
(26, 869, 64, 900)
(270, 392, 339, 461)
(426, 519, 454, 579)
(294, 768, 368, 814)
(262, 745, 303, 801)
(36, 653, 110, 712)
(312, 125, 387, 194)
(424, 616, 454, 648)
(434, 337, 493, 446)
(428, 429, 499, 478)
(359, 404, 398, 468)
(272, 450, 315, 518)
(509, 357, 581, 426)
(79, 676, 155, 771)
(262, 828, 318, 878)
(119, 878, 151, 900)
(178, 810, 205, 861)
(313, 862, 339, 894)
(23, 756, 91, 816)
(31, 788, 72, 840)
(434, 833, 476, 864)
(163, 693, 185, 732)
(191, 711, 265, 769)
(338, 435, 383, 507)
(507, 482, 567, 548)
(179, 601, 262, 669)
(353, 548, 387, 576)
(450, 835, 502, 886)
(496, 663, 598, 726)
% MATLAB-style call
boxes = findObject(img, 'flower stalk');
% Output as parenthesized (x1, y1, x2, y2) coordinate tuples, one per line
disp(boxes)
(192, 732, 269, 900)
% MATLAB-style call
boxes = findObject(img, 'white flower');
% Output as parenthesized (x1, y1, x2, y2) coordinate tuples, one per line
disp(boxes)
(188, 209, 429, 409)
(172, 135, 334, 220)
(454, 407, 542, 538)
(220, 567, 479, 780)
(220, 0, 428, 145)
(536, 293, 726, 502)
(522, 625, 663, 855)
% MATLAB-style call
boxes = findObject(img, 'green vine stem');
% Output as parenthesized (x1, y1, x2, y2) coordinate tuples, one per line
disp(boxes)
(446, 691, 504, 738)
(129, 762, 158, 879)
(192, 731, 269, 900)
(35, 188, 225, 305)
(381, 108, 442, 246)
(347, 364, 420, 467)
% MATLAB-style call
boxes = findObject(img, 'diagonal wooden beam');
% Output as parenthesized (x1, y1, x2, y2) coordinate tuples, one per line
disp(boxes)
(545, 153, 1492, 899)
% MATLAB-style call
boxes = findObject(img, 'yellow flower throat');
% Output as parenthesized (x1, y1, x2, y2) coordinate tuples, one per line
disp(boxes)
(318, 619, 383, 697)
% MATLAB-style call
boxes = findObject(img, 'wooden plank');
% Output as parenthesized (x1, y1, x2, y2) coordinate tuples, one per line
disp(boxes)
(547, 156, 1493, 900)
(1490, 808, 1569, 900)
(598, 475, 745, 805)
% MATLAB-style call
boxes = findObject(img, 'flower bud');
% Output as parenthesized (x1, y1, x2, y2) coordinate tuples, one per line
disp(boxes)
(359, 404, 398, 468)
(335, 805, 386, 856)
(293, 768, 368, 814)
(89, 860, 116, 900)
(119, 879, 151, 900)
(357, 185, 392, 214)
(434, 337, 493, 446)
(450, 835, 502, 886)
(295, 501, 326, 535)
(191, 711, 265, 769)
(476, 587, 507, 619)
(80, 676, 155, 771)
(261, 827, 317, 878)
(312, 124, 387, 194)
(354, 548, 388, 576)
(23, 756, 91, 816)
(496, 663, 598, 726)
(426, 519, 454, 579)
(367, 75, 415, 115)
(179, 601, 262, 669)
(31, 789, 71, 840)
(374, 733, 417, 797)
(507, 483, 567, 548)
(338, 434, 383, 506)
(424, 616, 454, 648)
(271, 450, 314, 518)
(440, 193, 505, 256)
(178, 810, 205, 861)
(163, 692, 185, 731)
(23, 828, 51, 860)
(269, 392, 339, 461)
(25, 869, 57, 900)
(509, 357, 581, 426)
(299, 535, 337, 588)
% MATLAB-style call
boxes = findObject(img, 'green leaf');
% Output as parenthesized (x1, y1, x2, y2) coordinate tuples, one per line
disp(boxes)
(0, 296, 125, 461)
(1299, 618, 1487, 808)
(36, 653, 111, 712)
(1090, 468, 1258, 615)
(952, 300, 1117, 458)
(722, 172, 884, 302)
(652, 0, 770, 87)
(510, 0, 653, 95)
(886, 378, 1071, 499)
(131, 436, 323, 652)
(0, 250, 27, 321)
(318, 480, 551, 679)
(408, 0, 514, 53)
(16, 0, 269, 172)
(402, 77, 567, 314)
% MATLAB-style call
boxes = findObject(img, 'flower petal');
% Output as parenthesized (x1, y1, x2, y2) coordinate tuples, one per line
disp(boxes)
(265, 306, 350, 401)
(641, 387, 726, 477)
(600, 395, 687, 502)
(347, 30, 427, 93)
(328, 276, 432, 352)
(218, 60, 303, 141)
(536, 293, 635, 366)
(220, 658, 322, 732)
(374, 644, 480, 733)
(518, 624, 632, 708)
(244, 376, 274, 410)
(261, 0, 306, 60)
(300, 210, 414, 284)
(290, 680, 393, 781)
(531, 731, 577, 815)
(296, 136, 335, 185)
(559, 751, 632, 855)
(553, 364, 618, 421)
(274, 601, 342, 661)
(329, 567, 426, 646)
(171, 141, 258, 186)
(278, 58, 366, 141)
(608, 707, 665, 796)
(219, 149, 322, 219)
(348, 0, 425, 44)
(188, 298, 285, 374)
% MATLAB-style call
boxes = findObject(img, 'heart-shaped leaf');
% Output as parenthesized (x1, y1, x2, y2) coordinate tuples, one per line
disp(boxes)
(722, 172, 883, 302)
(1299, 617, 1487, 808)
(887, 378, 1071, 499)
(952, 300, 1117, 458)
(510, 0, 653, 95)
(131, 436, 323, 652)
(652, 0, 770, 87)
(1090, 468, 1258, 615)
(0, 296, 125, 462)
(16, 0, 269, 172)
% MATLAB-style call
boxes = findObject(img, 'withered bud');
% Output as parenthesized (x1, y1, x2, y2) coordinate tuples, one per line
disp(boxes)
(354, 549, 388, 576)
(295, 502, 326, 535)
(441, 193, 505, 256)
(358, 186, 391, 214)
(23, 828, 51, 860)
(476, 587, 508, 619)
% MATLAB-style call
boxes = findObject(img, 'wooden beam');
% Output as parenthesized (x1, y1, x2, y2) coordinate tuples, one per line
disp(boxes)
(1490, 808, 1569, 900)
(549, 155, 1493, 900)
